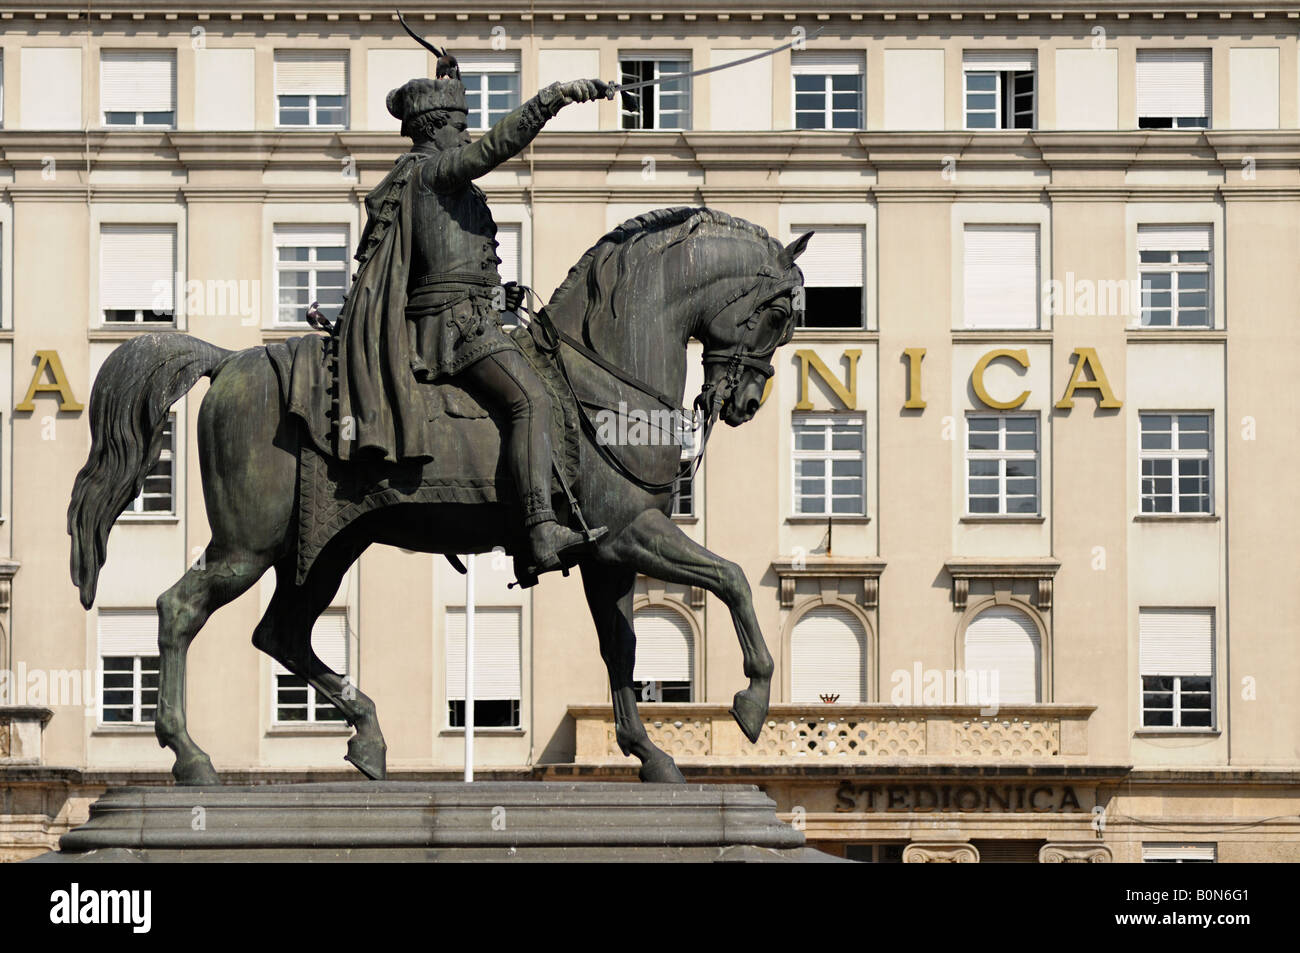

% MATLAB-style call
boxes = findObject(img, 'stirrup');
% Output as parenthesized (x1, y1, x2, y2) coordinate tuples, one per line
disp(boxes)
(524, 525, 608, 579)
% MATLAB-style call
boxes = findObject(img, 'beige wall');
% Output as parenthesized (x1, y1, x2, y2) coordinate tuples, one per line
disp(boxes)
(2, 5, 1298, 860)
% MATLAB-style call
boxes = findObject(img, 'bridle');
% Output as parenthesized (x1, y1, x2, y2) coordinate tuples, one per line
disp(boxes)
(520, 281, 795, 494)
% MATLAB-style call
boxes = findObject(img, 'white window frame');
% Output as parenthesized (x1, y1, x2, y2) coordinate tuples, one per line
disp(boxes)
(445, 606, 523, 730)
(962, 224, 1040, 330)
(965, 413, 1040, 516)
(618, 54, 692, 131)
(272, 609, 350, 726)
(98, 223, 178, 326)
(791, 54, 864, 130)
(97, 611, 160, 727)
(458, 53, 521, 131)
(1138, 227, 1212, 328)
(962, 71, 1035, 129)
(1142, 843, 1217, 863)
(274, 52, 349, 129)
(273, 225, 350, 326)
(1139, 608, 1216, 731)
(792, 414, 867, 517)
(1139, 412, 1213, 515)
(121, 413, 175, 516)
(1136, 49, 1211, 129)
(100, 50, 176, 129)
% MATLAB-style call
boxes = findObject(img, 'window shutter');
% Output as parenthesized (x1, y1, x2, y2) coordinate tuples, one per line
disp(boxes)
(791, 605, 867, 703)
(963, 225, 1039, 329)
(1137, 224, 1212, 252)
(271, 609, 349, 675)
(1143, 843, 1216, 862)
(455, 51, 519, 74)
(275, 51, 348, 96)
(1139, 609, 1214, 677)
(962, 50, 1036, 73)
(101, 50, 176, 112)
(791, 225, 864, 288)
(273, 224, 349, 249)
(1137, 50, 1210, 118)
(100, 225, 176, 311)
(494, 224, 521, 286)
(791, 52, 864, 75)
(632, 606, 694, 683)
(99, 610, 159, 656)
(964, 607, 1041, 704)
(446, 607, 522, 701)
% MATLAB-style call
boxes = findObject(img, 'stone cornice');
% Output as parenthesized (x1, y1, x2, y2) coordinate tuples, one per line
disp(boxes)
(2, 2, 1298, 24)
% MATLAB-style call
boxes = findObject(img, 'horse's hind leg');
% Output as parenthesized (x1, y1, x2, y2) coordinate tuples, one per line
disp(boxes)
(579, 562, 685, 783)
(596, 508, 773, 745)
(156, 544, 270, 785)
(253, 556, 388, 780)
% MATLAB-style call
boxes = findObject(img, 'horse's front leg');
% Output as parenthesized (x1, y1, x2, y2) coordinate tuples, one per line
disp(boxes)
(579, 562, 685, 782)
(596, 508, 773, 744)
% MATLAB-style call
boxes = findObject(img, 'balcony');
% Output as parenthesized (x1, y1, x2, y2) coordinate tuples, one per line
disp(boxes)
(571, 704, 1095, 764)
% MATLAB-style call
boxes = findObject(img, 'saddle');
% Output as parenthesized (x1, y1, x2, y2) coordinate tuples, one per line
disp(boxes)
(265, 326, 581, 585)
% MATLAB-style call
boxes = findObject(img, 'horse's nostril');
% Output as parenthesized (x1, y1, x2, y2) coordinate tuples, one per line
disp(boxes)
(745, 398, 760, 416)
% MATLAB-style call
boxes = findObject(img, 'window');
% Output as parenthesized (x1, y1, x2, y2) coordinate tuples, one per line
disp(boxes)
(792, 53, 863, 130)
(446, 607, 521, 728)
(493, 223, 521, 287)
(1139, 226, 1212, 328)
(1140, 413, 1212, 515)
(671, 471, 695, 517)
(966, 415, 1039, 515)
(963, 51, 1036, 129)
(793, 415, 865, 516)
(100, 224, 176, 324)
(273, 610, 349, 724)
(1142, 843, 1216, 863)
(845, 844, 906, 863)
(1140, 609, 1215, 729)
(101, 50, 176, 128)
(1137, 50, 1210, 128)
(98, 610, 159, 725)
(791, 605, 867, 703)
(274, 225, 350, 324)
(275, 51, 348, 128)
(963, 225, 1039, 329)
(632, 606, 694, 702)
(964, 607, 1042, 704)
(791, 226, 865, 329)
(619, 55, 691, 130)
(458, 53, 520, 130)
(122, 414, 175, 515)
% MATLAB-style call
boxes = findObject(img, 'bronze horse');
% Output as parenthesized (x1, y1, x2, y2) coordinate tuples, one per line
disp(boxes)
(68, 208, 809, 784)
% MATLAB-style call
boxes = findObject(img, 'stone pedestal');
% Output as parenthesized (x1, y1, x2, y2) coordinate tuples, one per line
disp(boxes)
(31, 781, 839, 863)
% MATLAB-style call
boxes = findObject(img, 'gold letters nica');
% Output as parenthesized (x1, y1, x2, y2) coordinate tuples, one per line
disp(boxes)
(793, 347, 1121, 412)
(16, 350, 83, 413)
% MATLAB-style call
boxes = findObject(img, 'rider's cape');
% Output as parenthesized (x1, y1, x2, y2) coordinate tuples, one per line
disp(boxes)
(285, 153, 435, 463)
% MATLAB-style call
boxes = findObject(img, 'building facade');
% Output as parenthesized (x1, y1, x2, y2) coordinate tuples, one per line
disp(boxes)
(2, 0, 1299, 862)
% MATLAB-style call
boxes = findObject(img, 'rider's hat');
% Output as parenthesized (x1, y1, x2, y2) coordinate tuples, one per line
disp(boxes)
(390, 13, 466, 120)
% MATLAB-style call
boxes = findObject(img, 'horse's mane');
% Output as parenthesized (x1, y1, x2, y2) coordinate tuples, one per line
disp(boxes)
(545, 207, 791, 317)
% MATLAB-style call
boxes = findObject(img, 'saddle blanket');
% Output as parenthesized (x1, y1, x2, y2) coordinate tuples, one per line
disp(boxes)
(264, 326, 580, 584)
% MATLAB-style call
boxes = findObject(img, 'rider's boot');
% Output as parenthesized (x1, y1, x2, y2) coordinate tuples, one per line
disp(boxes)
(528, 519, 607, 573)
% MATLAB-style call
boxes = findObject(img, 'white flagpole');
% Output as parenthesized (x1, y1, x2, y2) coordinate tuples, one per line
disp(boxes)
(464, 553, 475, 783)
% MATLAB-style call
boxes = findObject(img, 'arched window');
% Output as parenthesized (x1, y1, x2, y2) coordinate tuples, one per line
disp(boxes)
(964, 606, 1042, 704)
(791, 605, 867, 703)
(633, 606, 694, 702)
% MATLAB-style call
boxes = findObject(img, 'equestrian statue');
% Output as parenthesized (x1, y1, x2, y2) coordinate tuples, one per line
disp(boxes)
(67, 20, 811, 785)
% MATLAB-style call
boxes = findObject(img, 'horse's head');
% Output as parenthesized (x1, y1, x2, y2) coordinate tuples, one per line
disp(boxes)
(696, 230, 811, 427)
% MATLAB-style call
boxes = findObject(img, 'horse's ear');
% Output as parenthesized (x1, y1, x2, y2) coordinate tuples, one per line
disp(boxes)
(786, 231, 814, 262)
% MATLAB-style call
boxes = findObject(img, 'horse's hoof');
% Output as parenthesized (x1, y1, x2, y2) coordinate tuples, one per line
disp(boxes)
(638, 753, 685, 784)
(173, 754, 220, 786)
(730, 689, 768, 744)
(345, 736, 388, 780)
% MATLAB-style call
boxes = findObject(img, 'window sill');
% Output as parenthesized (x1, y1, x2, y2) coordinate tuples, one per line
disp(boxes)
(90, 325, 179, 341)
(438, 727, 526, 737)
(1134, 729, 1221, 738)
(266, 725, 352, 737)
(92, 725, 156, 736)
(115, 514, 180, 525)
(1133, 514, 1219, 523)
(792, 328, 876, 342)
(1126, 328, 1225, 342)
(960, 515, 1045, 524)
(672, 515, 699, 524)
(786, 515, 870, 524)
(951, 329, 1052, 342)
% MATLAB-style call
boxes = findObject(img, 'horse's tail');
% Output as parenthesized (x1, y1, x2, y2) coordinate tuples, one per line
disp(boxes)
(68, 333, 232, 608)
